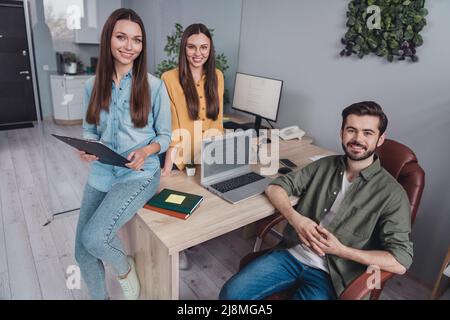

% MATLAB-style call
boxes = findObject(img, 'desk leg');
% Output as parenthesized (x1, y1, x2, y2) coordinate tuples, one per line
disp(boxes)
(242, 223, 256, 239)
(122, 216, 179, 299)
(431, 248, 450, 300)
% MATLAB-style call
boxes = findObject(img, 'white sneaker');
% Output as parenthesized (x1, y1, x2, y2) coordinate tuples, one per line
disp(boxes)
(118, 256, 140, 300)
(179, 250, 191, 270)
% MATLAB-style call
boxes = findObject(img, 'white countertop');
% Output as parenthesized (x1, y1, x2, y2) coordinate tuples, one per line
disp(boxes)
(50, 74, 93, 79)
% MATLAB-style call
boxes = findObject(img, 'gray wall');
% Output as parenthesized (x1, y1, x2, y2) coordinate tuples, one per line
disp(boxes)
(124, 0, 243, 109)
(29, 0, 56, 119)
(32, 0, 242, 117)
(238, 0, 450, 286)
(28, 0, 449, 287)
(29, 0, 100, 119)
(30, 0, 125, 119)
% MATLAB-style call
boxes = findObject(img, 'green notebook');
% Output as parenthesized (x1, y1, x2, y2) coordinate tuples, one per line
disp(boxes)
(145, 188, 204, 215)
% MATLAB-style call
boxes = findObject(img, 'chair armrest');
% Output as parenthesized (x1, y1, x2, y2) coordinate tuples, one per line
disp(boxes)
(255, 212, 285, 239)
(252, 213, 286, 252)
(339, 269, 393, 300)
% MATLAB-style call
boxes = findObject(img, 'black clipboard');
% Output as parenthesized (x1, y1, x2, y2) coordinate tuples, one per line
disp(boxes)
(52, 134, 130, 168)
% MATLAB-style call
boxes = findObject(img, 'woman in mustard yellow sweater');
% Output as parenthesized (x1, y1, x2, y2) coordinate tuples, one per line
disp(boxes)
(161, 23, 224, 176)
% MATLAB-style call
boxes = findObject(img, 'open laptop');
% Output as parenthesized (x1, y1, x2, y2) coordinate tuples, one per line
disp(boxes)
(201, 130, 271, 204)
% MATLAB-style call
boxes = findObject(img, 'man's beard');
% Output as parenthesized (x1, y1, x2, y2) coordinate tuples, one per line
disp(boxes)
(341, 140, 376, 161)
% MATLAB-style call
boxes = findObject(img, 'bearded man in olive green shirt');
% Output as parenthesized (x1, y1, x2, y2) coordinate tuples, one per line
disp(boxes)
(220, 101, 412, 300)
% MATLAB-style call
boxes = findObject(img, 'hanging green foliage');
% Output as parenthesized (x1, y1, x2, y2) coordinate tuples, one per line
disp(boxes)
(340, 0, 428, 62)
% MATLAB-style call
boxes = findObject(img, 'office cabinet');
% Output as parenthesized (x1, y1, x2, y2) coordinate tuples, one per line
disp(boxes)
(50, 75, 91, 125)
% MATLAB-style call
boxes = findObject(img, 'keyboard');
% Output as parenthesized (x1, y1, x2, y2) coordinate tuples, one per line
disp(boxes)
(223, 121, 251, 130)
(210, 172, 265, 193)
(223, 121, 268, 130)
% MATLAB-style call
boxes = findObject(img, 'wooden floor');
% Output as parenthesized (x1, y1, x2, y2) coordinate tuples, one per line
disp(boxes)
(0, 121, 442, 300)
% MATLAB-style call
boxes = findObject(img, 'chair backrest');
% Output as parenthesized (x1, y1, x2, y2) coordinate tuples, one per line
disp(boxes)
(375, 139, 425, 224)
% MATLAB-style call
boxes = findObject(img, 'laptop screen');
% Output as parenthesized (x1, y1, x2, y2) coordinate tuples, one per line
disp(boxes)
(202, 133, 251, 180)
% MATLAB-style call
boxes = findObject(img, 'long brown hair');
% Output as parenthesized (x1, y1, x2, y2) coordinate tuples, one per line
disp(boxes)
(178, 23, 219, 121)
(86, 8, 150, 128)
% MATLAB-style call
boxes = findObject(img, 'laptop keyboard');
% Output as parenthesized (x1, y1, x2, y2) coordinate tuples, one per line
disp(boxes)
(210, 172, 265, 193)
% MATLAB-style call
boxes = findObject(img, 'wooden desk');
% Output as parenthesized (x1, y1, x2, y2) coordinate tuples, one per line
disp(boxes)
(121, 136, 334, 299)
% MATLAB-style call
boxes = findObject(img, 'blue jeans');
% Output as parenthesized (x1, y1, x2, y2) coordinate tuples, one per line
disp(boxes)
(74, 173, 160, 300)
(219, 250, 337, 300)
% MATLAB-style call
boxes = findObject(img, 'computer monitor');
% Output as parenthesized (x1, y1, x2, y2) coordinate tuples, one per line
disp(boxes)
(228, 72, 283, 132)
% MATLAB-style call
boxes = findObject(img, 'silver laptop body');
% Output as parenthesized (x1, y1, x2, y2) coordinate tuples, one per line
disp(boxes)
(201, 130, 271, 204)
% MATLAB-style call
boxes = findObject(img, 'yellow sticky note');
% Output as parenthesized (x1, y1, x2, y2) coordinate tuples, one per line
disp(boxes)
(165, 194, 186, 205)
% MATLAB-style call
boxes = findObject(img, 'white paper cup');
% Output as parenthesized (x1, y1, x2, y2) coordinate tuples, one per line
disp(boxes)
(186, 166, 196, 176)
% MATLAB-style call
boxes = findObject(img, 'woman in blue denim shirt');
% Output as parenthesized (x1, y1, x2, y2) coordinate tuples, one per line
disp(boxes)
(74, 9, 171, 300)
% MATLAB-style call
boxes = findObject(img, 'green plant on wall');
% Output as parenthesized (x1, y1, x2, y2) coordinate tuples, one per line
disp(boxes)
(156, 23, 230, 103)
(340, 0, 428, 62)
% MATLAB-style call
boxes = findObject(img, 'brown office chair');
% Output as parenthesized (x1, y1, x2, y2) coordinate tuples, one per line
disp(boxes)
(239, 139, 425, 300)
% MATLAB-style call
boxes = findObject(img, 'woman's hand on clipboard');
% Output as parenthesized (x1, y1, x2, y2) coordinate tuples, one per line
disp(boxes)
(126, 147, 149, 171)
(77, 150, 99, 163)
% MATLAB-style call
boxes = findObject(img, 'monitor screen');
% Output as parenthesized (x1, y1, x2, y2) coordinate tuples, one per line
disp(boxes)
(202, 133, 251, 180)
(232, 72, 283, 121)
